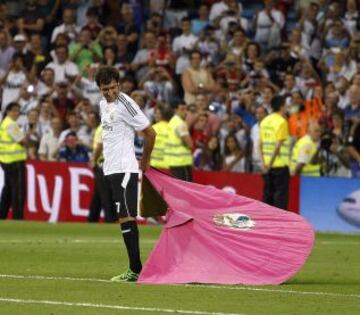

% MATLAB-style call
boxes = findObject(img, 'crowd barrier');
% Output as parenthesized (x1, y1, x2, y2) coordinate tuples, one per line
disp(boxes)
(0, 161, 359, 233)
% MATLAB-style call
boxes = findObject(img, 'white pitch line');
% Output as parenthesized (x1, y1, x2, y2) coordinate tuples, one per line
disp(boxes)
(0, 239, 358, 245)
(0, 274, 359, 300)
(0, 297, 243, 315)
(0, 239, 157, 244)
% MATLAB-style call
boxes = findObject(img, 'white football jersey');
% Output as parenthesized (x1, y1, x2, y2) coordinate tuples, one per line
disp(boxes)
(100, 92, 150, 176)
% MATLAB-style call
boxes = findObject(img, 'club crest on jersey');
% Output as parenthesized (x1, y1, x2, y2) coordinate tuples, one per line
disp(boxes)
(213, 213, 255, 230)
(102, 123, 113, 131)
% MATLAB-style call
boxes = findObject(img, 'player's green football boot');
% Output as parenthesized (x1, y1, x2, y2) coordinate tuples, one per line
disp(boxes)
(110, 269, 139, 282)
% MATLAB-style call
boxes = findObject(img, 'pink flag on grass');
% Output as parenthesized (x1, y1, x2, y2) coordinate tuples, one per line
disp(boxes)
(138, 168, 314, 285)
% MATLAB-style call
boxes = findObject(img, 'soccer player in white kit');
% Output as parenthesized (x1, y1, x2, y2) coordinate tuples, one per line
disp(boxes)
(95, 66, 156, 282)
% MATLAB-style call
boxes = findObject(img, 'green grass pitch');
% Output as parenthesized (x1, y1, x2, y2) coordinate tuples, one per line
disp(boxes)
(0, 221, 359, 315)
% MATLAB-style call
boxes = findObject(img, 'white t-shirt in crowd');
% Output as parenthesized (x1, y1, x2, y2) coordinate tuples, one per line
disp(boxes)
(250, 122, 262, 167)
(209, 1, 242, 22)
(1, 70, 27, 111)
(78, 77, 102, 107)
(38, 130, 60, 161)
(51, 23, 81, 43)
(100, 92, 150, 175)
(172, 33, 198, 74)
(45, 60, 79, 83)
(254, 9, 285, 44)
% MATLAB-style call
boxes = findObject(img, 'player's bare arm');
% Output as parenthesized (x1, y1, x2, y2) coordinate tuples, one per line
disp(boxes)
(141, 126, 156, 172)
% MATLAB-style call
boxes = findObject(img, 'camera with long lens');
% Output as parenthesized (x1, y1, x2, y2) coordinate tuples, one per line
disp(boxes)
(320, 132, 333, 152)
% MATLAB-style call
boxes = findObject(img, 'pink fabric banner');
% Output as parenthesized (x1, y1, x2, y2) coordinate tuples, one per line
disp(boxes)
(138, 168, 315, 285)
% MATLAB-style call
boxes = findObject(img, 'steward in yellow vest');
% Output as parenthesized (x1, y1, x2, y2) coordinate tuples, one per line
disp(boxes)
(290, 123, 321, 177)
(0, 102, 27, 220)
(166, 102, 193, 181)
(259, 95, 290, 210)
(150, 105, 173, 169)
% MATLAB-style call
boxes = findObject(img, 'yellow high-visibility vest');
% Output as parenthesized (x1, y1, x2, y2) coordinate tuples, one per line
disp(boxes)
(166, 115, 192, 167)
(0, 116, 26, 164)
(290, 134, 320, 176)
(150, 120, 170, 169)
(260, 113, 290, 168)
(93, 125, 104, 167)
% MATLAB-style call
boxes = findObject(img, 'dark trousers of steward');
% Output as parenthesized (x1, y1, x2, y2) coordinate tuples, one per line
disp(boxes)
(0, 161, 26, 220)
(262, 166, 290, 210)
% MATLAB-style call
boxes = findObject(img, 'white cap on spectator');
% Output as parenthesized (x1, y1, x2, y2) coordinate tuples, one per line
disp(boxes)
(13, 34, 27, 42)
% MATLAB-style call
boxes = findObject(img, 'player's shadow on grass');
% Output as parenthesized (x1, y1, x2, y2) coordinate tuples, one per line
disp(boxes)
(285, 279, 360, 286)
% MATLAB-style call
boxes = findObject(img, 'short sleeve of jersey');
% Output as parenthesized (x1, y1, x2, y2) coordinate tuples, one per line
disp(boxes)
(7, 122, 25, 143)
(175, 122, 190, 137)
(118, 93, 150, 131)
(276, 119, 288, 142)
(297, 143, 313, 164)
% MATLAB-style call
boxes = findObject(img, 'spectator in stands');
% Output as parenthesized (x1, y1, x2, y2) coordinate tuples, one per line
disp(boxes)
(343, 0, 360, 36)
(38, 97, 58, 135)
(69, 29, 103, 74)
(38, 116, 62, 161)
(250, 106, 267, 173)
(209, 0, 242, 25)
(59, 110, 82, 144)
(46, 45, 79, 83)
(131, 31, 157, 81)
(22, 108, 41, 159)
(254, 0, 285, 51)
(181, 50, 216, 104)
(115, 33, 134, 73)
(0, 30, 15, 71)
(288, 90, 309, 140)
(173, 17, 198, 76)
(82, 7, 103, 40)
(0, 53, 28, 112)
(347, 119, 360, 178)
(140, 66, 175, 104)
(16, 0, 45, 38)
(24, 33, 50, 77)
(194, 135, 222, 171)
(222, 133, 245, 172)
(116, 3, 140, 56)
(148, 32, 175, 72)
(52, 81, 75, 121)
(190, 112, 209, 150)
(36, 67, 55, 97)
(57, 131, 89, 163)
(16, 84, 38, 127)
(51, 8, 80, 43)
(343, 85, 360, 125)
(192, 3, 210, 36)
(75, 64, 101, 107)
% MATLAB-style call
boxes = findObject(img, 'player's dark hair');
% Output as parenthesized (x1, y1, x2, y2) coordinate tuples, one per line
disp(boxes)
(271, 95, 286, 112)
(95, 66, 120, 87)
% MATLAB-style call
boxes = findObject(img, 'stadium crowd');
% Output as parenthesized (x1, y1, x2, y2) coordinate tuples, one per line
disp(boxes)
(0, 0, 360, 177)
